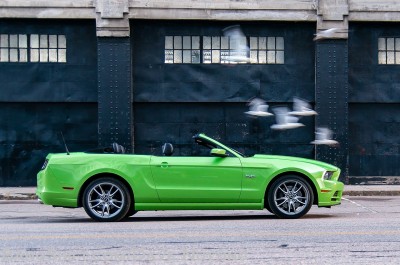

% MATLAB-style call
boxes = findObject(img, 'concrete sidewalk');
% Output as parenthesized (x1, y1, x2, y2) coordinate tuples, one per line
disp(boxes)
(1, 186, 400, 200)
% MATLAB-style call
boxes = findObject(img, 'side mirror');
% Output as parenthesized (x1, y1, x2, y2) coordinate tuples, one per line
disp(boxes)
(210, 148, 228, 158)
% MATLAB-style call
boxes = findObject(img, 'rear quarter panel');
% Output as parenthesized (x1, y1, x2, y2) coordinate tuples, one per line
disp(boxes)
(42, 153, 158, 206)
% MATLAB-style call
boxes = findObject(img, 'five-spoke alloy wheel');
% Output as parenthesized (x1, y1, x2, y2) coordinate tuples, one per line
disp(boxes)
(83, 178, 131, 222)
(268, 175, 313, 219)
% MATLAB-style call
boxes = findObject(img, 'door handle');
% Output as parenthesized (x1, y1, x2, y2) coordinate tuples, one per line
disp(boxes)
(160, 162, 169, 168)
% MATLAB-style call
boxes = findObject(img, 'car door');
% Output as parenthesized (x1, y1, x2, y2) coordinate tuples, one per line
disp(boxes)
(150, 156, 243, 203)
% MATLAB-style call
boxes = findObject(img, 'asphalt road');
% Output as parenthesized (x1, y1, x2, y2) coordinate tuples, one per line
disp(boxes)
(0, 196, 400, 264)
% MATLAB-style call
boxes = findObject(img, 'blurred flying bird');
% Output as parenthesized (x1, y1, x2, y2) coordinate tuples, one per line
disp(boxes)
(313, 28, 348, 41)
(222, 25, 250, 63)
(271, 107, 305, 130)
(289, 97, 318, 116)
(311, 127, 339, 146)
(245, 98, 273, 117)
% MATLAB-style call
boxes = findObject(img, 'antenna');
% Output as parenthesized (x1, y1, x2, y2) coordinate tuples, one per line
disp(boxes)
(60, 131, 70, 155)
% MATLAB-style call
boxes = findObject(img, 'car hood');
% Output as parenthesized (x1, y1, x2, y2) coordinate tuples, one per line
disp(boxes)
(251, 154, 339, 171)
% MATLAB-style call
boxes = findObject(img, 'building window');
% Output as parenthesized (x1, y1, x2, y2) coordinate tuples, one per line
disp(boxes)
(250, 37, 284, 64)
(0, 34, 28, 62)
(165, 35, 284, 64)
(0, 34, 66, 63)
(378, 37, 400, 65)
(30, 34, 67, 63)
(165, 36, 200, 64)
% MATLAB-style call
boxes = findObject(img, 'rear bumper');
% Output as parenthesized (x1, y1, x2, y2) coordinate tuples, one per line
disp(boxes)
(37, 170, 78, 208)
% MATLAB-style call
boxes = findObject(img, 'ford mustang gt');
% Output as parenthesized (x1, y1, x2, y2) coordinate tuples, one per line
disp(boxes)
(37, 133, 344, 221)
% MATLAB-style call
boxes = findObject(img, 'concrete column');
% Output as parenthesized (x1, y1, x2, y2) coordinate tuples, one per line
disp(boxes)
(315, 0, 349, 182)
(95, 0, 133, 152)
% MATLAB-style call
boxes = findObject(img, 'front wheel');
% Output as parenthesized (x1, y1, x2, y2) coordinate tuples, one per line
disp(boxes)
(268, 175, 313, 219)
(83, 177, 131, 222)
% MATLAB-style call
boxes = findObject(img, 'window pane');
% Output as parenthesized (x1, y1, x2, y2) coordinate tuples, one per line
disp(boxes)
(378, 38, 386, 50)
(203, 37, 211, 49)
(259, 37, 266, 49)
(203, 49, 211, 63)
(30, 34, 39, 48)
(212, 50, 220, 63)
(396, 52, 400, 64)
(250, 37, 258, 49)
(49, 49, 57, 62)
(183, 36, 191, 49)
(267, 51, 275, 63)
(10, 48, 18, 62)
(58, 49, 66, 62)
(250, 50, 258, 63)
(259, 50, 266, 64)
(221, 36, 229, 49)
(396, 38, 400, 51)
(221, 50, 229, 63)
(19, 34, 27, 48)
(238, 37, 247, 49)
(192, 36, 200, 49)
(165, 36, 173, 49)
(183, 50, 191, 63)
(192, 50, 200, 63)
(267, 37, 275, 50)
(165, 49, 173, 63)
(40, 35, 48, 48)
(9, 35, 18, 47)
(58, 35, 66, 48)
(387, 51, 395, 64)
(173, 36, 182, 49)
(0, 49, 9, 62)
(0, 35, 8, 48)
(30, 49, 39, 62)
(40, 49, 48, 62)
(49, 35, 58, 48)
(276, 51, 284, 64)
(19, 48, 28, 62)
(387, 38, 394, 51)
(276, 37, 284, 50)
(212, 36, 220, 49)
(173, 50, 182, 63)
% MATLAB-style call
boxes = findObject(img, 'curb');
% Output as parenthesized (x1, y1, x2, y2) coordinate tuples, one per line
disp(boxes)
(0, 194, 37, 200)
(343, 190, 400, 196)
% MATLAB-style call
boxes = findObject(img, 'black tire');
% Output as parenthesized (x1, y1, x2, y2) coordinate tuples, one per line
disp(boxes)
(267, 175, 313, 219)
(83, 177, 131, 222)
(124, 208, 138, 219)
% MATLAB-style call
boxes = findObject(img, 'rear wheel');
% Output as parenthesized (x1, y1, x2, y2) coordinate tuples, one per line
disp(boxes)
(268, 175, 313, 219)
(83, 177, 131, 222)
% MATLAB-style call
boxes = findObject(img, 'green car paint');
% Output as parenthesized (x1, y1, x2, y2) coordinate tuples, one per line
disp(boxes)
(37, 133, 344, 220)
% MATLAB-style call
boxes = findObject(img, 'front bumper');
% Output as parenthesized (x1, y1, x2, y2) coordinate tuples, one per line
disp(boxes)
(317, 180, 345, 207)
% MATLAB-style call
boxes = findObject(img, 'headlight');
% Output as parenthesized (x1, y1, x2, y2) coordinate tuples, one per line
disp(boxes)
(323, 171, 335, 180)
(41, 159, 49, 170)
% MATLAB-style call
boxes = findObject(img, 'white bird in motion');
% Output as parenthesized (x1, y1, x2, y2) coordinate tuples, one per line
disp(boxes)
(271, 107, 304, 130)
(289, 97, 318, 116)
(245, 98, 273, 117)
(222, 25, 251, 63)
(311, 127, 339, 146)
(313, 28, 348, 41)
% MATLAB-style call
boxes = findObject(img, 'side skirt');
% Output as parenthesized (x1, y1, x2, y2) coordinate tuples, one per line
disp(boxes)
(135, 203, 264, 211)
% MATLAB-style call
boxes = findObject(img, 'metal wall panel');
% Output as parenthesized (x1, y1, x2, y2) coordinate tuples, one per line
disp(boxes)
(98, 37, 132, 152)
(348, 23, 400, 183)
(0, 19, 98, 186)
(131, 21, 316, 158)
(0, 103, 98, 186)
(316, 40, 349, 182)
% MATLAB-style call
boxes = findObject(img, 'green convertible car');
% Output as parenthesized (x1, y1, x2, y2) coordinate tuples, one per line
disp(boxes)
(37, 133, 344, 222)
